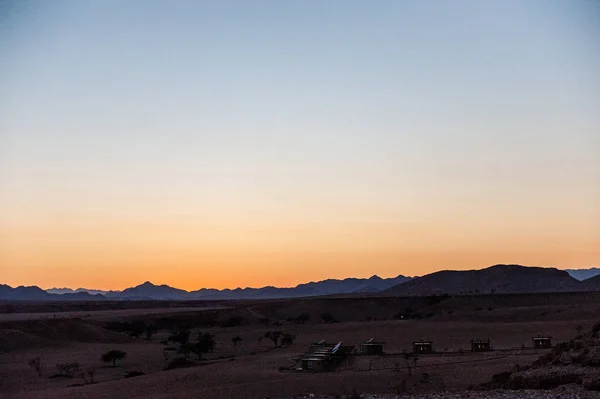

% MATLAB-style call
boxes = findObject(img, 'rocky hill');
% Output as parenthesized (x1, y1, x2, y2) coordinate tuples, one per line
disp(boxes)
(387, 265, 583, 296)
(0, 285, 105, 301)
(481, 321, 600, 393)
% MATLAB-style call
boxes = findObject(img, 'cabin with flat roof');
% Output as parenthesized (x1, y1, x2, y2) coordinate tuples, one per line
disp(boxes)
(360, 338, 385, 355)
(301, 357, 327, 372)
(299, 341, 355, 372)
(413, 339, 433, 354)
(471, 338, 492, 352)
(532, 335, 552, 349)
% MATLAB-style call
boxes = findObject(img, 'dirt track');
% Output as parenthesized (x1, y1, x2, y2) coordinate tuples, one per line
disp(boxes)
(0, 306, 230, 322)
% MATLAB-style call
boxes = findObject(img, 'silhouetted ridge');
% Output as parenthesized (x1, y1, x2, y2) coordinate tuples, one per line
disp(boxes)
(565, 267, 600, 281)
(386, 264, 583, 295)
(5, 265, 597, 301)
(581, 274, 600, 291)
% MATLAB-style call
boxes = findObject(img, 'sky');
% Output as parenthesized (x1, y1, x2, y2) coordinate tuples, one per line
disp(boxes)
(1, 0, 599, 291)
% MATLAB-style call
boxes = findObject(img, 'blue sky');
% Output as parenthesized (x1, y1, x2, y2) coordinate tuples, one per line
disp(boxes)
(1, 0, 599, 289)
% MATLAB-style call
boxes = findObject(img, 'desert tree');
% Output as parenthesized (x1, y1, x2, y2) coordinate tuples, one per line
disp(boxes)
(168, 329, 191, 346)
(231, 336, 242, 346)
(101, 350, 127, 367)
(27, 357, 42, 377)
(127, 321, 146, 339)
(265, 330, 283, 347)
(186, 332, 217, 360)
(179, 342, 196, 359)
(144, 324, 158, 340)
(198, 332, 215, 352)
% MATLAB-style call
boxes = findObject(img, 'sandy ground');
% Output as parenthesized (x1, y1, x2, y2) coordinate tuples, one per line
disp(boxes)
(2, 319, 595, 398)
(279, 385, 600, 398)
(0, 295, 598, 398)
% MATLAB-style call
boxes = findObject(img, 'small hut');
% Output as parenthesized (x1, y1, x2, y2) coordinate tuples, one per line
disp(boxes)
(413, 339, 433, 354)
(301, 357, 327, 372)
(471, 338, 492, 352)
(359, 338, 385, 355)
(299, 341, 355, 372)
(532, 335, 552, 349)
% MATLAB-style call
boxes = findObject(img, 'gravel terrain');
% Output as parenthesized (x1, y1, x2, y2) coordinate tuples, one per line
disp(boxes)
(277, 384, 599, 399)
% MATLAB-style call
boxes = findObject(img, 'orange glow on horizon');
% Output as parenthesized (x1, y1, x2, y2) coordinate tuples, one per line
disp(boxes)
(2, 216, 598, 291)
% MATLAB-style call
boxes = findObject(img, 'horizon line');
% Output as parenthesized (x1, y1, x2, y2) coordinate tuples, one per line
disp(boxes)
(25, 264, 599, 292)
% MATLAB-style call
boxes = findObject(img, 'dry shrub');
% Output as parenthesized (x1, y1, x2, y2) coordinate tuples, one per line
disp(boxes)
(165, 357, 195, 370)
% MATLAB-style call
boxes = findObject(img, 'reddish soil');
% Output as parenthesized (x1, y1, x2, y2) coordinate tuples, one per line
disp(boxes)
(0, 293, 597, 398)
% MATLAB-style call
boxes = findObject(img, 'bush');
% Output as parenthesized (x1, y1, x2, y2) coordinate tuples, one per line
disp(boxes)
(144, 325, 157, 340)
(101, 350, 127, 367)
(288, 313, 311, 324)
(56, 363, 81, 378)
(265, 330, 283, 347)
(178, 342, 196, 359)
(320, 312, 338, 323)
(168, 330, 191, 346)
(80, 369, 95, 385)
(127, 321, 146, 338)
(165, 357, 195, 370)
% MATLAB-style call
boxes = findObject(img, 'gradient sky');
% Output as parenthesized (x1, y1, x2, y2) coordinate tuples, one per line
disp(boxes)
(1, 0, 599, 291)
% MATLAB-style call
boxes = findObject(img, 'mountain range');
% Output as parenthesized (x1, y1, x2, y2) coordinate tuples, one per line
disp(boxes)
(46, 287, 108, 295)
(2, 265, 599, 301)
(564, 268, 600, 281)
(386, 264, 586, 296)
(2, 275, 411, 301)
(0, 284, 106, 301)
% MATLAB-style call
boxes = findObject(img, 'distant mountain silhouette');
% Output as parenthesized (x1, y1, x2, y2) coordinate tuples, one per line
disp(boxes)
(0, 285, 105, 301)
(22, 276, 411, 300)
(564, 268, 600, 281)
(5, 265, 597, 301)
(103, 275, 412, 300)
(0, 284, 50, 300)
(386, 264, 583, 296)
(104, 282, 188, 300)
(191, 275, 408, 299)
(46, 287, 108, 295)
